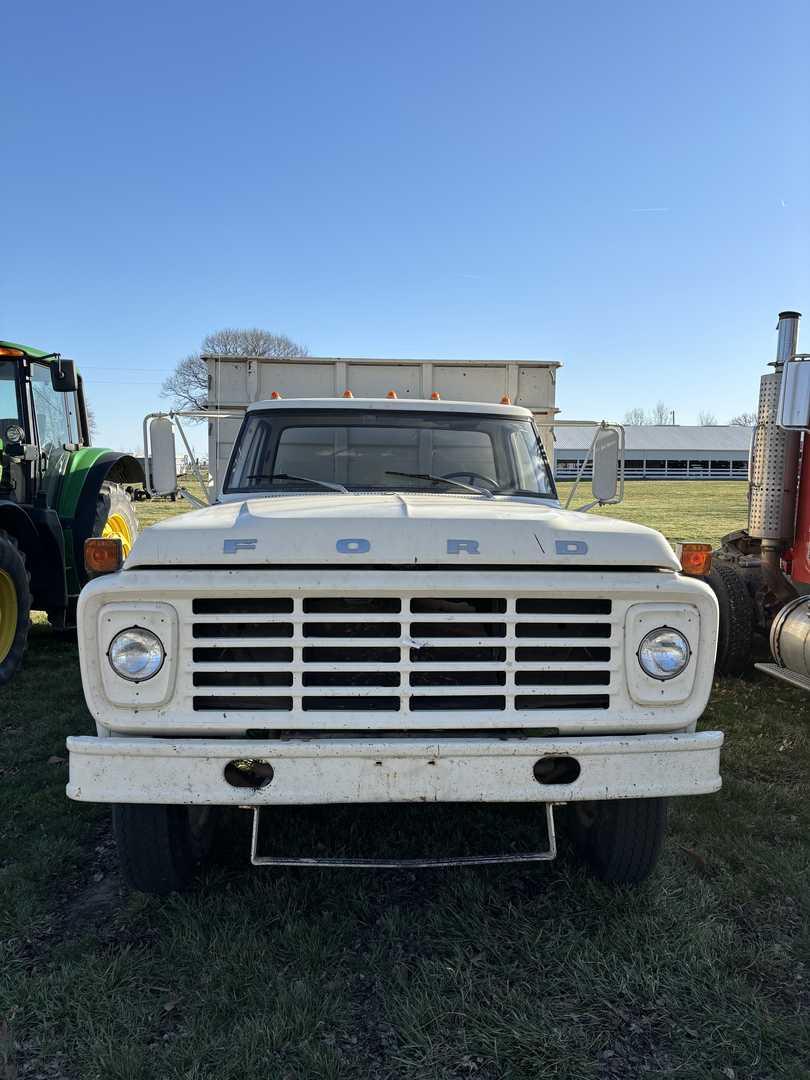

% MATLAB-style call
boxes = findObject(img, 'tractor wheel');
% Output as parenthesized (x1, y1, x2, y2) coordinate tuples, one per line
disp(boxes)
(0, 529, 31, 685)
(48, 483, 139, 632)
(706, 562, 754, 676)
(94, 482, 138, 558)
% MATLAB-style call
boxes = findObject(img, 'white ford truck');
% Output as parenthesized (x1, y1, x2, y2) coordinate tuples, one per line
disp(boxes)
(68, 390, 722, 893)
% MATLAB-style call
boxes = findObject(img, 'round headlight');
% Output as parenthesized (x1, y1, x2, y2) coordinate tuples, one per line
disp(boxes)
(637, 627, 690, 681)
(108, 627, 165, 682)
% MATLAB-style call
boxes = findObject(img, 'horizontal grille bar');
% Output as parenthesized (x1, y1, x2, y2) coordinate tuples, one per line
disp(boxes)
(188, 592, 618, 717)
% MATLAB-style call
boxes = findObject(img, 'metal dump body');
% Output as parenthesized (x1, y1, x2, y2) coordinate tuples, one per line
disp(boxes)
(205, 355, 559, 491)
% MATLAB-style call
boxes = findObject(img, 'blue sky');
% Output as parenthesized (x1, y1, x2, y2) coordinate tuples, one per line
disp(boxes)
(4, 0, 809, 453)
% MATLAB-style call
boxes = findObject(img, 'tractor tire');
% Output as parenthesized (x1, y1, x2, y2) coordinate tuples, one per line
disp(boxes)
(568, 798, 668, 885)
(93, 482, 139, 559)
(0, 528, 31, 686)
(706, 562, 754, 676)
(49, 483, 139, 632)
(113, 804, 219, 895)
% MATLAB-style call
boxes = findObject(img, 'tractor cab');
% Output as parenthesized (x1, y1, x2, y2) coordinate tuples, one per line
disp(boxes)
(0, 341, 144, 684)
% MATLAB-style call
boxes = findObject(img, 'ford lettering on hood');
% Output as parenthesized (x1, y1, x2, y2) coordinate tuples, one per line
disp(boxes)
(124, 493, 680, 570)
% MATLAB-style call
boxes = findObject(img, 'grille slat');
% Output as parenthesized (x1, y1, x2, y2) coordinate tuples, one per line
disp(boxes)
(189, 592, 617, 716)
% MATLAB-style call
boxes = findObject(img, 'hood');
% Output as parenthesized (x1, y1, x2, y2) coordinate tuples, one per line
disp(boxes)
(125, 494, 680, 570)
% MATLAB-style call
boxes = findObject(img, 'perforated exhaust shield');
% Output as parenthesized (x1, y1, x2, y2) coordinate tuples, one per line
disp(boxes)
(749, 313, 802, 542)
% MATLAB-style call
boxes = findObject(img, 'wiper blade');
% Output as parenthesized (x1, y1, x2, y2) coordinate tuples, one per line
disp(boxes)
(246, 473, 349, 493)
(385, 471, 493, 498)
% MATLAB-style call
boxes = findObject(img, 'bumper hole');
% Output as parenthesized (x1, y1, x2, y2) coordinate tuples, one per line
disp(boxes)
(533, 756, 581, 785)
(224, 759, 275, 789)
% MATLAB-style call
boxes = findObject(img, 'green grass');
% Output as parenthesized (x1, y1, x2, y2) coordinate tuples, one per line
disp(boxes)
(2, 481, 809, 1080)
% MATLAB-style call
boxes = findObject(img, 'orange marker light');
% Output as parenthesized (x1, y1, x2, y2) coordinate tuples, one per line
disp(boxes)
(676, 542, 712, 576)
(500, 395, 512, 405)
(270, 391, 282, 399)
(0, 347, 25, 357)
(386, 390, 398, 399)
(431, 392, 441, 400)
(342, 389, 353, 398)
(85, 537, 124, 577)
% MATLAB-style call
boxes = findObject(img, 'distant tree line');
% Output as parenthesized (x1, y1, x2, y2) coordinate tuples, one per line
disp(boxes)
(623, 402, 757, 426)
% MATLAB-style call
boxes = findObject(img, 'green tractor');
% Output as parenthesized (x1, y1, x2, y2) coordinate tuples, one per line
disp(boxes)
(0, 341, 144, 684)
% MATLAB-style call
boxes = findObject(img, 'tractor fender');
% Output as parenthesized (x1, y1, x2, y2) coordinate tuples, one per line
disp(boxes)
(58, 451, 144, 589)
(0, 501, 67, 610)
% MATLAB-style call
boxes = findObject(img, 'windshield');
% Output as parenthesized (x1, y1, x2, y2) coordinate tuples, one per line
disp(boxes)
(224, 409, 556, 498)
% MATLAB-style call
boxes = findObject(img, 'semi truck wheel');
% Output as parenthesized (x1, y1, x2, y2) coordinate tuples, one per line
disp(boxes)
(568, 797, 667, 884)
(0, 529, 31, 685)
(706, 562, 754, 676)
(113, 804, 218, 894)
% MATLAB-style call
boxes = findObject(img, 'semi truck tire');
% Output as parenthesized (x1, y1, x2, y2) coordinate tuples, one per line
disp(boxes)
(568, 797, 667, 884)
(706, 563, 754, 676)
(113, 804, 218, 895)
(0, 529, 31, 685)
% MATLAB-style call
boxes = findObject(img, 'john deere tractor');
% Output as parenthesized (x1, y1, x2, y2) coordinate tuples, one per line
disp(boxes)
(0, 341, 143, 684)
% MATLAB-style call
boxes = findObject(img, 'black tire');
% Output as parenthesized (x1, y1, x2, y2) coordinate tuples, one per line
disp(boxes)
(92, 481, 139, 552)
(0, 528, 31, 686)
(568, 797, 667, 885)
(706, 562, 754, 676)
(113, 804, 218, 895)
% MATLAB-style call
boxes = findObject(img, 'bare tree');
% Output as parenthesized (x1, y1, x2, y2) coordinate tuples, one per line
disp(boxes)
(624, 407, 648, 425)
(651, 400, 673, 425)
(85, 401, 98, 440)
(162, 328, 308, 410)
(698, 410, 718, 425)
(729, 411, 756, 425)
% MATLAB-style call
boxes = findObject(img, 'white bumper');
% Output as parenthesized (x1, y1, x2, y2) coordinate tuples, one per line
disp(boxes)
(67, 731, 723, 805)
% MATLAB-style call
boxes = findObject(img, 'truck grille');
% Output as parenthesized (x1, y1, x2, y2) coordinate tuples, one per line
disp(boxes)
(189, 595, 614, 717)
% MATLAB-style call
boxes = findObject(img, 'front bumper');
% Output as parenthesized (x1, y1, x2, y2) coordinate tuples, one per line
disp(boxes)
(66, 731, 723, 805)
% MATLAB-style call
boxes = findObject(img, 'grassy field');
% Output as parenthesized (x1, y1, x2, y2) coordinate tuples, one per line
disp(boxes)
(2, 482, 809, 1080)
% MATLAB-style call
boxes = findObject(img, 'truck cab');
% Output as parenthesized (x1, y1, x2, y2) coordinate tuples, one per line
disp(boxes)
(68, 396, 722, 893)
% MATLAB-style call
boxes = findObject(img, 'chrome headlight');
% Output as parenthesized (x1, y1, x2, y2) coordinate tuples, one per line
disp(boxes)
(637, 627, 691, 680)
(108, 627, 165, 682)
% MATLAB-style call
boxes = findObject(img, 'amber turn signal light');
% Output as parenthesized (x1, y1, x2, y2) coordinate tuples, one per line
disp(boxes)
(85, 537, 124, 577)
(675, 542, 712, 576)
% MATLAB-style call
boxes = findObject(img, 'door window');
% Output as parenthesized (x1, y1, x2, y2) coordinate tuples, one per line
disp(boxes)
(30, 363, 72, 502)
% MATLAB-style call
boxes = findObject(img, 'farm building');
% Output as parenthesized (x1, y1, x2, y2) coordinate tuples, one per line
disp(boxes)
(553, 424, 754, 480)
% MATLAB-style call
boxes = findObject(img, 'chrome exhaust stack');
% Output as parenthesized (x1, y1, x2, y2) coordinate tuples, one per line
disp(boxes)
(749, 311, 802, 568)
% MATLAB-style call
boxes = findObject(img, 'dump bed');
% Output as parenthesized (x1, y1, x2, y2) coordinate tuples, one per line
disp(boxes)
(205, 355, 559, 490)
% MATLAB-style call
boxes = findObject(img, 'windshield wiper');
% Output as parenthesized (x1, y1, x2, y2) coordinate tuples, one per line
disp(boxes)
(246, 473, 349, 493)
(385, 471, 493, 498)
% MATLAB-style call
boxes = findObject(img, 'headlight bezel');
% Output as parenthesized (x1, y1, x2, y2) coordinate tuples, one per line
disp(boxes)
(637, 625, 691, 681)
(107, 626, 166, 683)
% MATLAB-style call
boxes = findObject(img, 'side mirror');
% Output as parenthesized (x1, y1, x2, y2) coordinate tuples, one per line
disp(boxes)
(591, 427, 620, 503)
(148, 417, 178, 496)
(50, 359, 78, 393)
(777, 355, 810, 430)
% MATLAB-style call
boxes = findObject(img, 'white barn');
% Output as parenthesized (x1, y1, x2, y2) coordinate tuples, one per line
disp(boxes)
(554, 425, 753, 481)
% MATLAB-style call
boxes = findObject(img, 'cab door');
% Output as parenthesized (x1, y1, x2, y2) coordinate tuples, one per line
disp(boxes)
(29, 361, 74, 508)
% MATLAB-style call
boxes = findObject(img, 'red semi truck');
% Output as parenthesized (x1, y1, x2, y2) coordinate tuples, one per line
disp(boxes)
(705, 311, 810, 690)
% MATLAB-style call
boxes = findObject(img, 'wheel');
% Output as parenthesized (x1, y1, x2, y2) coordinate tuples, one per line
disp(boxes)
(0, 529, 31, 686)
(113, 804, 218, 894)
(706, 562, 754, 676)
(94, 481, 138, 558)
(568, 798, 667, 884)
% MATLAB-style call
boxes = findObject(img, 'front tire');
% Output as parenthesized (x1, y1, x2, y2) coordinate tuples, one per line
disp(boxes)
(568, 797, 667, 884)
(113, 804, 217, 895)
(0, 529, 31, 686)
(94, 481, 138, 559)
(706, 562, 754, 676)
